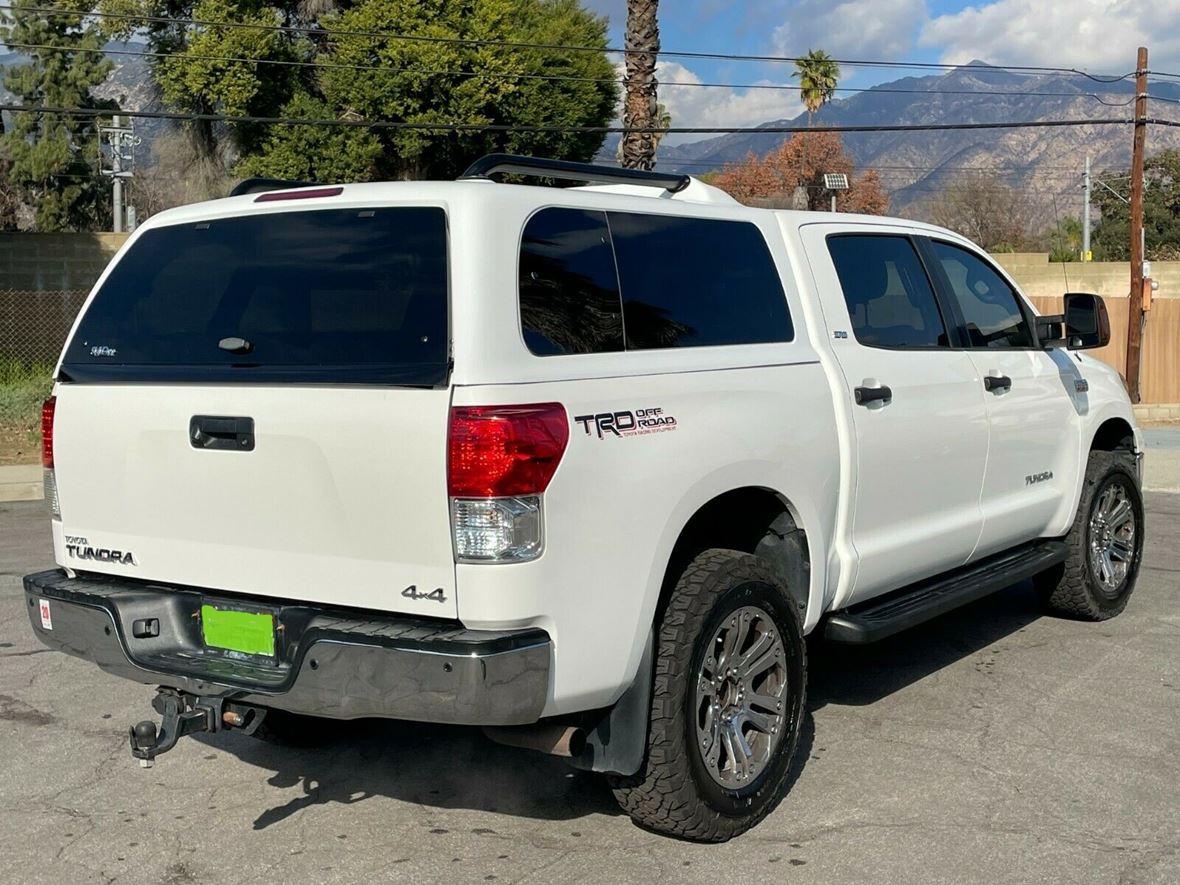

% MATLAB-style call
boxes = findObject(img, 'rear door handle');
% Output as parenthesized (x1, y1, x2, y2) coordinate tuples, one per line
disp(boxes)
(983, 375, 1012, 392)
(854, 385, 893, 406)
(190, 416, 255, 451)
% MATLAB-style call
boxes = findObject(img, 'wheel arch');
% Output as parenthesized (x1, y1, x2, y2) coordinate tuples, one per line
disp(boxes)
(1089, 416, 1136, 453)
(653, 486, 814, 632)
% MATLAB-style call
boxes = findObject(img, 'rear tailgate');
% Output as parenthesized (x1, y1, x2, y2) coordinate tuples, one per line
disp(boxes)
(50, 202, 458, 617)
(51, 384, 456, 617)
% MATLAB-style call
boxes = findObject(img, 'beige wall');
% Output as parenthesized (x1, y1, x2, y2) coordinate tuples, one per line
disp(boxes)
(991, 252, 1180, 302)
(0, 232, 130, 292)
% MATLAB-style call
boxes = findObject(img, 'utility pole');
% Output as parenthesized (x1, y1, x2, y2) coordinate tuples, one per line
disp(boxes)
(1126, 47, 1148, 404)
(99, 115, 137, 232)
(111, 115, 123, 233)
(1082, 155, 1091, 260)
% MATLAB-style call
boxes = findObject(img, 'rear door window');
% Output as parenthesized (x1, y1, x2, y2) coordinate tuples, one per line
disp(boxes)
(63, 207, 449, 384)
(827, 234, 950, 348)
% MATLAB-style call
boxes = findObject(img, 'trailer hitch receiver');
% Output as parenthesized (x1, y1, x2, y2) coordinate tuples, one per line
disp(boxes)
(129, 689, 264, 768)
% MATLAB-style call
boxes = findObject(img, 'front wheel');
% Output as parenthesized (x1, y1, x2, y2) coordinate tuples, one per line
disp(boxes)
(610, 549, 807, 842)
(1037, 451, 1144, 620)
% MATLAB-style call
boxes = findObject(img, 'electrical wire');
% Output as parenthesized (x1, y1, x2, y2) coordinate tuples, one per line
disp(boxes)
(0, 39, 1141, 106)
(0, 105, 1138, 134)
(0, 4, 1140, 82)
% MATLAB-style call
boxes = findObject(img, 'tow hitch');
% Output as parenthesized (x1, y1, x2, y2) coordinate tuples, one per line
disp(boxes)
(129, 689, 266, 767)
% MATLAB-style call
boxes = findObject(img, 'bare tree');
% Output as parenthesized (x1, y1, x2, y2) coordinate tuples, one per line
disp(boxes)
(128, 130, 233, 220)
(926, 174, 1035, 251)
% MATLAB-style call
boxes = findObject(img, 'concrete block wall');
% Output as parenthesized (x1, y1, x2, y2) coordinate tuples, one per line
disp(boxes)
(0, 232, 130, 292)
(991, 252, 1180, 302)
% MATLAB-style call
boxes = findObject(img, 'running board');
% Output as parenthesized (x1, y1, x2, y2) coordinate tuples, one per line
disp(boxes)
(824, 540, 1068, 644)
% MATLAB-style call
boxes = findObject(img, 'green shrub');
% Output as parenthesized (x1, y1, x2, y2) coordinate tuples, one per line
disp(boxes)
(0, 358, 54, 429)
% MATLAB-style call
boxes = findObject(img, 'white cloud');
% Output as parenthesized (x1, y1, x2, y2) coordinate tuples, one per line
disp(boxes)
(772, 0, 928, 60)
(642, 61, 808, 145)
(920, 0, 1180, 74)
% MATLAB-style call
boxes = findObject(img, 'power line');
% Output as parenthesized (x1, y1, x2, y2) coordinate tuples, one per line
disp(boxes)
(0, 104, 1139, 134)
(0, 39, 1140, 106)
(0, 4, 1140, 82)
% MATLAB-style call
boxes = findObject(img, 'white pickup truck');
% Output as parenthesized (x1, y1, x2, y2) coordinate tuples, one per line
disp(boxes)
(25, 155, 1144, 842)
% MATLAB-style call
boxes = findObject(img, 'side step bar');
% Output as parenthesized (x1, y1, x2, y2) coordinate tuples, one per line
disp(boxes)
(824, 540, 1068, 644)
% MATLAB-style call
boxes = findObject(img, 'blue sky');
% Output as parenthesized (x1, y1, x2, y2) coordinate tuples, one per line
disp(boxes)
(584, 0, 1180, 137)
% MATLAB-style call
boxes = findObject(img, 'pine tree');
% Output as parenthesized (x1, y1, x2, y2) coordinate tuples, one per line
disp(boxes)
(0, 0, 115, 230)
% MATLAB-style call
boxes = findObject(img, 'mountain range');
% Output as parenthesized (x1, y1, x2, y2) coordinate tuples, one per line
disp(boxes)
(617, 63, 1180, 217)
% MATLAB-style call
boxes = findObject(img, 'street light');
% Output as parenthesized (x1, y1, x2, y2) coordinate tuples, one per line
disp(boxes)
(823, 172, 849, 212)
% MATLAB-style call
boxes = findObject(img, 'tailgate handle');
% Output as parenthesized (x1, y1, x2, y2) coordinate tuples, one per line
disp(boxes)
(190, 416, 255, 451)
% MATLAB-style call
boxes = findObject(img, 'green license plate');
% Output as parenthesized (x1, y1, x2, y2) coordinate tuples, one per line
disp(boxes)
(201, 604, 275, 657)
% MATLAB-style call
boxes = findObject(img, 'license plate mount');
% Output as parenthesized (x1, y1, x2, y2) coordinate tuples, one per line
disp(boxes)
(200, 603, 276, 659)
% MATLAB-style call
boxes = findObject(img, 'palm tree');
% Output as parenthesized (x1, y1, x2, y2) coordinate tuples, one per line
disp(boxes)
(620, 0, 660, 170)
(618, 103, 671, 164)
(793, 49, 840, 126)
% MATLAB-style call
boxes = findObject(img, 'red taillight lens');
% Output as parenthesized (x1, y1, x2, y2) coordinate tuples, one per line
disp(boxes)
(448, 404, 569, 497)
(41, 396, 56, 468)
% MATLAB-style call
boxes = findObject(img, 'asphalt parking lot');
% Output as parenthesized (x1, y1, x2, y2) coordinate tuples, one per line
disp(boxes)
(0, 496, 1177, 885)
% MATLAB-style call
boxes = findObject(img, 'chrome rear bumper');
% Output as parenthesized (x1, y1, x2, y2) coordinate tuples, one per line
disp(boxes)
(24, 569, 550, 726)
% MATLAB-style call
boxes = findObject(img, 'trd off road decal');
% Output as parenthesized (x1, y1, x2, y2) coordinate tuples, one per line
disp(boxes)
(574, 407, 678, 440)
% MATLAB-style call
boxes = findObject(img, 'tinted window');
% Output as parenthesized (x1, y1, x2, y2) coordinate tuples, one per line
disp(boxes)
(607, 213, 793, 349)
(519, 208, 624, 355)
(827, 235, 949, 348)
(64, 207, 449, 384)
(930, 242, 1034, 348)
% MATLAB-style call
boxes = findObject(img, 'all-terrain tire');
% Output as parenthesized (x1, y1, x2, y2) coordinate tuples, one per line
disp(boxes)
(609, 549, 807, 842)
(1037, 450, 1144, 620)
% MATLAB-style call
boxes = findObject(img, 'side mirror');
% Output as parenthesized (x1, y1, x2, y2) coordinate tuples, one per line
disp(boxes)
(1062, 292, 1110, 350)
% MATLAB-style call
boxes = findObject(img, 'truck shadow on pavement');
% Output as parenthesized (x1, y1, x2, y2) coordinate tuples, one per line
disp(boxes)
(199, 704, 817, 831)
(199, 583, 1039, 829)
(807, 581, 1044, 709)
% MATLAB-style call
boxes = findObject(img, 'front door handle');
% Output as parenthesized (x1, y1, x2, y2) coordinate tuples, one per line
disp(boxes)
(983, 375, 1012, 392)
(854, 385, 893, 406)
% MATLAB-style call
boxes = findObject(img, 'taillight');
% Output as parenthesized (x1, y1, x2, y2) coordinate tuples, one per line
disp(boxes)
(447, 404, 568, 562)
(41, 397, 55, 468)
(41, 396, 60, 518)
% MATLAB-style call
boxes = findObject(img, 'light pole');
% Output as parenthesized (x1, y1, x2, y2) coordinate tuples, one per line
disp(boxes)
(823, 172, 849, 213)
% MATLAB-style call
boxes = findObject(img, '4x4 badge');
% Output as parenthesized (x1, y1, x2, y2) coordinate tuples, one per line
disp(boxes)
(402, 585, 446, 603)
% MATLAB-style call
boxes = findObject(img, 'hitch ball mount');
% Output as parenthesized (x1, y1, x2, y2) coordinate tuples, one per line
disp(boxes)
(129, 689, 266, 767)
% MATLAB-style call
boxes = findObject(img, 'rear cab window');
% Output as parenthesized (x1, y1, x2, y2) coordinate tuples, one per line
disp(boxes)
(63, 207, 449, 385)
(518, 208, 793, 355)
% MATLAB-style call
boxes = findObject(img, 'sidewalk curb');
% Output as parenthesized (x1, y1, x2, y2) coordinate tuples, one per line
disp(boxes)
(0, 464, 42, 503)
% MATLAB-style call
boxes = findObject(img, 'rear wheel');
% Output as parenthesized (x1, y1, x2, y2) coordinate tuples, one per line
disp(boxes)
(610, 549, 806, 842)
(1037, 451, 1144, 620)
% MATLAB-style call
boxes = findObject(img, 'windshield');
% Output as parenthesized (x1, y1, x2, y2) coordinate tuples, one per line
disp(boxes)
(62, 206, 449, 385)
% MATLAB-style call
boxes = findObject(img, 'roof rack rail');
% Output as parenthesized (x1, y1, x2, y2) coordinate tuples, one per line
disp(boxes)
(459, 153, 691, 194)
(229, 177, 322, 197)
